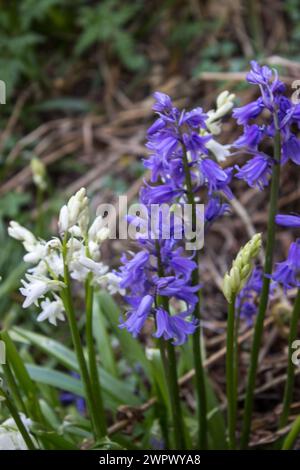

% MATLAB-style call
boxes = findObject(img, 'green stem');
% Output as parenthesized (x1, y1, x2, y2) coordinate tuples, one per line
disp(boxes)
(166, 340, 186, 450)
(156, 244, 186, 450)
(279, 288, 300, 428)
(240, 120, 281, 449)
(36, 187, 44, 237)
(282, 416, 300, 450)
(233, 312, 240, 411)
(182, 149, 207, 449)
(61, 236, 103, 440)
(2, 362, 27, 415)
(226, 296, 237, 449)
(0, 388, 36, 450)
(156, 298, 186, 449)
(85, 276, 107, 436)
(156, 337, 171, 448)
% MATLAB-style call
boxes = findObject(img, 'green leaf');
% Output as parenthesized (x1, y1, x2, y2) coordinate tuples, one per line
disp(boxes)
(147, 348, 169, 412)
(93, 297, 118, 377)
(92, 436, 124, 450)
(205, 376, 227, 450)
(12, 326, 140, 407)
(98, 291, 151, 377)
(12, 327, 77, 370)
(33, 430, 77, 450)
(0, 331, 36, 396)
(26, 364, 84, 396)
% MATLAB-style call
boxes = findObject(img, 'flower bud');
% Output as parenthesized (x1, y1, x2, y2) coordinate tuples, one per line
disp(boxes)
(58, 205, 69, 234)
(216, 90, 235, 109)
(58, 188, 89, 234)
(8, 221, 37, 252)
(222, 233, 262, 303)
(31, 157, 47, 191)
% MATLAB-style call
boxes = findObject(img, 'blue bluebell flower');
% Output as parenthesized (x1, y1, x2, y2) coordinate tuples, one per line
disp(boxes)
(140, 182, 184, 205)
(276, 214, 300, 228)
(272, 239, 300, 291)
(233, 98, 264, 125)
(236, 267, 263, 326)
(235, 154, 273, 190)
(233, 61, 300, 189)
(204, 197, 230, 225)
(234, 125, 264, 149)
(282, 134, 300, 165)
(118, 213, 198, 344)
(199, 159, 232, 196)
(60, 372, 86, 414)
(153, 307, 197, 346)
(142, 92, 233, 208)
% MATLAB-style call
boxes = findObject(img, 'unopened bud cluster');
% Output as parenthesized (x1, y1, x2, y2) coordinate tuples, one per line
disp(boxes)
(222, 233, 262, 303)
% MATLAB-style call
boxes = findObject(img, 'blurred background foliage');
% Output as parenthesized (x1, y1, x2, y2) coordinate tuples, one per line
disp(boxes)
(1, 0, 300, 99)
(1, 0, 300, 328)
(1, 0, 300, 332)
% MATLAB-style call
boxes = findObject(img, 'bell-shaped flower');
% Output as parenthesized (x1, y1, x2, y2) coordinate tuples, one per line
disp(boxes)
(20, 274, 65, 308)
(37, 297, 65, 326)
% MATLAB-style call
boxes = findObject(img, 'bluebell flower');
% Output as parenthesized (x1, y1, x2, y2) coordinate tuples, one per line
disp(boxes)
(234, 125, 264, 149)
(182, 132, 210, 159)
(60, 372, 86, 414)
(233, 61, 300, 189)
(282, 134, 300, 165)
(140, 182, 184, 205)
(153, 307, 197, 346)
(119, 294, 154, 337)
(155, 276, 199, 306)
(117, 213, 199, 344)
(235, 154, 273, 190)
(119, 251, 149, 291)
(246, 61, 273, 86)
(142, 92, 233, 207)
(152, 92, 173, 113)
(199, 158, 233, 196)
(233, 98, 264, 125)
(180, 107, 207, 128)
(276, 214, 300, 228)
(236, 266, 263, 326)
(204, 197, 230, 225)
(272, 239, 300, 291)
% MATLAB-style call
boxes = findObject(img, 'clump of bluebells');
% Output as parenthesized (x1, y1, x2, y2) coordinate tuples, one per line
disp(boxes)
(271, 213, 300, 430)
(233, 61, 300, 190)
(117, 213, 198, 345)
(230, 61, 300, 450)
(141, 91, 234, 206)
(119, 91, 236, 344)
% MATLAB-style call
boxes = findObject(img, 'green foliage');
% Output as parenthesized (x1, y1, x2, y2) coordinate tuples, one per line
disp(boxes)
(285, 0, 300, 55)
(76, 0, 146, 71)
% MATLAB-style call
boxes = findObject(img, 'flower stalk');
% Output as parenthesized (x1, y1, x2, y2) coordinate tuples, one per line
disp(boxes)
(226, 295, 237, 449)
(85, 274, 107, 435)
(182, 148, 208, 449)
(279, 288, 300, 428)
(282, 416, 300, 450)
(240, 121, 281, 449)
(156, 242, 186, 450)
(61, 235, 104, 440)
